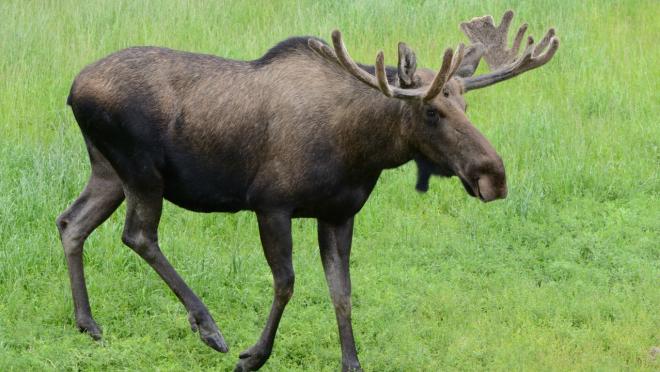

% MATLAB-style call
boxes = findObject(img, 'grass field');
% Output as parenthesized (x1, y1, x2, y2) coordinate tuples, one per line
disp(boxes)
(1, 0, 658, 370)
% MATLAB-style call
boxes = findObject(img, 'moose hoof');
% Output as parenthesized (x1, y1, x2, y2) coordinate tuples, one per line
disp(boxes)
(234, 345, 271, 371)
(342, 363, 363, 372)
(202, 331, 228, 353)
(188, 311, 228, 353)
(76, 316, 102, 341)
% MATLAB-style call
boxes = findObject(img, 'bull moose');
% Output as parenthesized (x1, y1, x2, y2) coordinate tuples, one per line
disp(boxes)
(56, 10, 558, 371)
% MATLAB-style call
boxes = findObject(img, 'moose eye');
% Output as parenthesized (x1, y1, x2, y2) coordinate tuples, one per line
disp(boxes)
(424, 108, 442, 126)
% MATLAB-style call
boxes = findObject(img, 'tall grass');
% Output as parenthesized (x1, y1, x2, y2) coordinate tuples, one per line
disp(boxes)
(0, 0, 658, 370)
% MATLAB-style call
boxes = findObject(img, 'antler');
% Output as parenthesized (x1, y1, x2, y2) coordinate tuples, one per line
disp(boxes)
(459, 10, 559, 91)
(308, 30, 464, 101)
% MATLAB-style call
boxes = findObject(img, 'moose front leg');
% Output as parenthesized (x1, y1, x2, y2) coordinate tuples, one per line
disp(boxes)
(235, 211, 294, 372)
(318, 217, 362, 372)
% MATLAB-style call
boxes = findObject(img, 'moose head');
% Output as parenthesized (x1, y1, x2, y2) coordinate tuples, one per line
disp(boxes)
(311, 10, 559, 200)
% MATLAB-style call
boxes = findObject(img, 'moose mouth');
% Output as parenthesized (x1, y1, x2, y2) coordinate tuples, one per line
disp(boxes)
(458, 176, 493, 202)
(459, 176, 480, 199)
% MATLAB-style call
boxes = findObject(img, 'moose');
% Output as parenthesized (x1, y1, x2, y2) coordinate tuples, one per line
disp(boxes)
(56, 10, 558, 371)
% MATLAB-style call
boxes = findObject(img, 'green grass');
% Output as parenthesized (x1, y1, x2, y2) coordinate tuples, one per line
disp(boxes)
(1, 0, 658, 370)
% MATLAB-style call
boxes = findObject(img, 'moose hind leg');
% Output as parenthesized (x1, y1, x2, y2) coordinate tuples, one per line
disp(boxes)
(318, 217, 362, 372)
(56, 148, 125, 340)
(235, 212, 294, 372)
(120, 185, 228, 352)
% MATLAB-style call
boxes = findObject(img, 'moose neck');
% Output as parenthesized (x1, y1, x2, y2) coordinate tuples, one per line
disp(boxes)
(337, 89, 414, 174)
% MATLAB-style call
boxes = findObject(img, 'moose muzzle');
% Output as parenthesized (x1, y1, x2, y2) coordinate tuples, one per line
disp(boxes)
(458, 156, 507, 202)
(476, 173, 507, 202)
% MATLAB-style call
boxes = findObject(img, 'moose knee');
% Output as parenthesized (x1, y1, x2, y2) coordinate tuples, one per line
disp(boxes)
(274, 272, 295, 301)
(333, 297, 352, 317)
(121, 229, 159, 262)
(56, 215, 86, 255)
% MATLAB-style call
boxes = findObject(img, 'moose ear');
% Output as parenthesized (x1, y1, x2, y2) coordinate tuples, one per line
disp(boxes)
(456, 43, 485, 78)
(397, 42, 417, 88)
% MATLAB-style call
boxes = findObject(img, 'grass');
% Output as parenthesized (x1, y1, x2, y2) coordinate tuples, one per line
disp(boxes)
(0, 0, 658, 370)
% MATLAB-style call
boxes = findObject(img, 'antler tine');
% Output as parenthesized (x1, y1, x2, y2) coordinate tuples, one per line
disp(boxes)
(532, 35, 559, 66)
(498, 10, 515, 32)
(421, 44, 469, 101)
(330, 30, 383, 90)
(511, 23, 529, 57)
(447, 43, 466, 79)
(423, 47, 454, 101)
(375, 51, 394, 97)
(534, 28, 555, 57)
(308, 39, 339, 62)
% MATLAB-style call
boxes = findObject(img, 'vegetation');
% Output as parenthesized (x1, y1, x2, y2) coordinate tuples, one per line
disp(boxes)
(0, 0, 657, 370)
